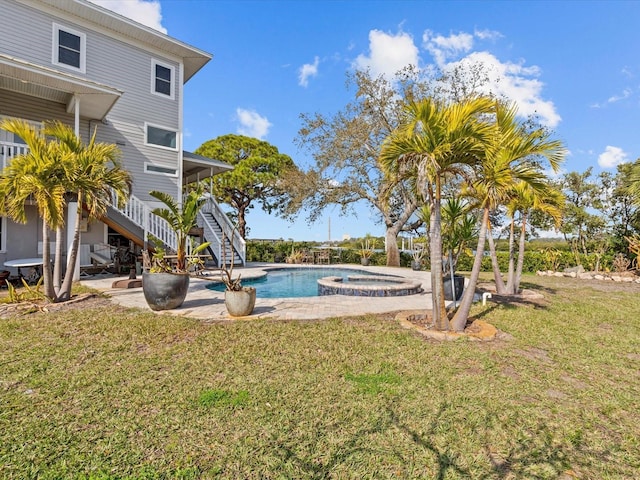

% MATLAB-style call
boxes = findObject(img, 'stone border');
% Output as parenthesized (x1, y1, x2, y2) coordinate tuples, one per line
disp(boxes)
(537, 270, 640, 283)
(396, 310, 498, 341)
(317, 275, 422, 297)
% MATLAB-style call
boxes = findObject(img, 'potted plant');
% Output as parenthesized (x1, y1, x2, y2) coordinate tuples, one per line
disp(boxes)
(359, 238, 376, 266)
(411, 242, 427, 271)
(142, 185, 210, 311)
(220, 232, 256, 317)
(441, 199, 477, 301)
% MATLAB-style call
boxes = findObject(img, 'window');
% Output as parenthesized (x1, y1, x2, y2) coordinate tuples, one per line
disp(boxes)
(151, 59, 174, 99)
(53, 23, 86, 72)
(145, 123, 178, 150)
(144, 162, 178, 177)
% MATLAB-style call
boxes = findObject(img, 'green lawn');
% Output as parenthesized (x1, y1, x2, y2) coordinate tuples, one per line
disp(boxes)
(1, 275, 639, 479)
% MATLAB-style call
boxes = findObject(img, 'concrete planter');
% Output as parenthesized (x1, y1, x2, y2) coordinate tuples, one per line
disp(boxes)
(142, 272, 190, 311)
(224, 287, 256, 317)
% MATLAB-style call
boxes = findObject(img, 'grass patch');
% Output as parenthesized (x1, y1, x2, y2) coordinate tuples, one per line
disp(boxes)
(197, 389, 250, 408)
(0, 274, 639, 478)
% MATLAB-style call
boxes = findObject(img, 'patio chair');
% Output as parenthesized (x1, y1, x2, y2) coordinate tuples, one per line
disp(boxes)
(316, 248, 330, 265)
(89, 243, 114, 274)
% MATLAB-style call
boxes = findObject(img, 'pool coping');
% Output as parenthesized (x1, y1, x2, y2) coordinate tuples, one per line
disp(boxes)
(80, 263, 450, 321)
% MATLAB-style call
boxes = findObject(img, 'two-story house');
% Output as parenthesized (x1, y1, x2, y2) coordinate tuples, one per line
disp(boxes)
(0, 0, 244, 279)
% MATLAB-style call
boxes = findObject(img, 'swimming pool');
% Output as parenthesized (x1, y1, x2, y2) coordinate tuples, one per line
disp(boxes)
(206, 267, 420, 299)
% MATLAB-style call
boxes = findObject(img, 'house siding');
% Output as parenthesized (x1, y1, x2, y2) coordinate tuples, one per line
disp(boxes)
(1, 0, 183, 196)
(0, 0, 214, 266)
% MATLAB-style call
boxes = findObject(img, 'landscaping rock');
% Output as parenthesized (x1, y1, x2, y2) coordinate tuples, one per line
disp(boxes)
(564, 265, 585, 274)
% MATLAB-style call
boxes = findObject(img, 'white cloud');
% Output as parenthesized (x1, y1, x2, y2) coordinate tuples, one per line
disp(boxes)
(423, 30, 474, 66)
(87, 0, 166, 34)
(299, 56, 320, 87)
(598, 145, 628, 168)
(350, 27, 559, 128)
(474, 29, 503, 41)
(353, 29, 419, 78)
(443, 51, 561, 127)
(236, 108, 272, 139)
(607, 88, 632, 104)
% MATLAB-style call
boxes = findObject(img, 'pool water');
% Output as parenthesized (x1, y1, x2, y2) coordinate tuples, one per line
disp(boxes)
(207, 267, 387, 298)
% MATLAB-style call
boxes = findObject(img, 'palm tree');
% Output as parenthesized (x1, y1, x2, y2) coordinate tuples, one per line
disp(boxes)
(505, 181, 563, 294)
(149, 184, 208, 272)
(380, 96, 494, 330)
(47, 121, 132, 301)
(0, 119, 67, 299)
(450, 102, 565, 331)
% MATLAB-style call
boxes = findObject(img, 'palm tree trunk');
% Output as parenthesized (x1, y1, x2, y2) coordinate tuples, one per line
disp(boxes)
(514, 211, 528, 294)
(430, 185, 448, 331)
(53, 227, 63, 294)
(58, 198, 83, 302)
(451, 207, 489, 332)
(505, 216, 516, 294)
(41, 220, 55, 300)
(487, 225, 507, 294)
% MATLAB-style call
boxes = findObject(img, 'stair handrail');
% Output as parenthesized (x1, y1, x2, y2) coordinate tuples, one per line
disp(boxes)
(197, 209, 222, 266)
(201, 197, 246, 265)
(111, 191, 177, 252)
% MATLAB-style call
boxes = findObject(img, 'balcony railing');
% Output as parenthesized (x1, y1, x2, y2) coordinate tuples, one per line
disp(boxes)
(0, 141, 29, 170)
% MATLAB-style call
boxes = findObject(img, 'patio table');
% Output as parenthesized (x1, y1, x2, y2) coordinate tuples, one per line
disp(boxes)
(4, 257, 44, 284)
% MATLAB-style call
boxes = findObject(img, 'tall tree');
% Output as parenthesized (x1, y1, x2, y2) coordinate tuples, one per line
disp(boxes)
(48, 122, 131, 302)
(505, 181, 563, 294)
(292, 70, 421, 266)
(0, 119, 131, 302)
(0, 119, 66, 299)
(558, 168, 604, 256)
(380, 96, 495, 330)
(451, 102, 564, 331)
(195, 134, 296, 239)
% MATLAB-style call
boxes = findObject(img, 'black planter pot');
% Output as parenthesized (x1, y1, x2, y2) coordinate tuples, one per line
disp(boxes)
(443, 275, 464, 301)
(142, 272, 190, 311)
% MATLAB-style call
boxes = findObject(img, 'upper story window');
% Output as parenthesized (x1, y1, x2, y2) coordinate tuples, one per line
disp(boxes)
(151, 59, 174, 99)
(52, 23, 86, 73)
(145, 123, 178, 150)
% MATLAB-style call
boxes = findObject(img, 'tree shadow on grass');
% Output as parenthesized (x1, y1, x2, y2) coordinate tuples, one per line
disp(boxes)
(262, 400, 584, 479)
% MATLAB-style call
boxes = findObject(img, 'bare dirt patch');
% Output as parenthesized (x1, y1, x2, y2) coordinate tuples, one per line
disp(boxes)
(0, 293, 113, 318)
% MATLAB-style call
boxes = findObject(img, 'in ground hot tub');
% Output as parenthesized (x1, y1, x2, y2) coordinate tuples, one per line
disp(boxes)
(317, 275, 422, 297)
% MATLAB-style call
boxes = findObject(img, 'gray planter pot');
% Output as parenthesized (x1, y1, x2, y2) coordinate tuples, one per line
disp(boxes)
(361, 257, 370, 266)
(224, 287, 256, 317)
(142, 272, 190, 311)
(443, 275, 464, 301)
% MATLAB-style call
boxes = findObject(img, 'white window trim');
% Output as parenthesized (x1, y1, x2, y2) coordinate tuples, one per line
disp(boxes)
(52, 23, 86, 73)
(144, 122, 179, 151)
(150, 59, 175, 100)
(144, 162, 178, 178)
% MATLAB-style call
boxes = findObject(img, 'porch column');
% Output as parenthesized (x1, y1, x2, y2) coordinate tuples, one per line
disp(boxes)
(67, 202, 80, 281)
(74, 96, 80, 136)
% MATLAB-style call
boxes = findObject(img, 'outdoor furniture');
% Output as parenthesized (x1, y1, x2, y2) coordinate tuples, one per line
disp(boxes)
(315, 248, 330, 264)
(4, 257, 45, 284)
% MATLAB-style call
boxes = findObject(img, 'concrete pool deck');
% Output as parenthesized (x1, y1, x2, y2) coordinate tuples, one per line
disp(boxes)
(80, 263, 441, 321)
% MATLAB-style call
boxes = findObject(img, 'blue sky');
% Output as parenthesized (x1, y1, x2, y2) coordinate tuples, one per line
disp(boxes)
(91, 0, 640, 241)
